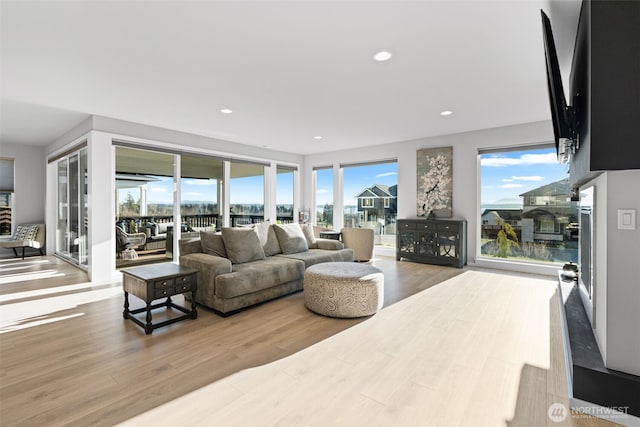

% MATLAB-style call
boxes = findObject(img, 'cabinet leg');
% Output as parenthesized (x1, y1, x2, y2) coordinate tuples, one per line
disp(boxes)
(123, 291, 129, 319)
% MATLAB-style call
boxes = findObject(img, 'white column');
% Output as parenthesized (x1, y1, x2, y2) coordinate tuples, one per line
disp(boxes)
(264, 162, 277, 223)
(45, 159, 57, 254)
(140, 185, 147, 216)
(293, 167, 300, 223)
(172, 154, 180, 259)
(222, 160, 230, 227)
(87, 131, 116, 283)
(333, 163, 343, 231)
(217, 178, 223, 229)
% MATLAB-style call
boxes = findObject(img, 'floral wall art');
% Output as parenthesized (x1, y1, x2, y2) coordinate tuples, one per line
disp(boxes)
(416, 146, 453, 218)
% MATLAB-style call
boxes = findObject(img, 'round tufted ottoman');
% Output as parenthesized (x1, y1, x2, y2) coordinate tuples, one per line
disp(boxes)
(304, 262, 384, 318)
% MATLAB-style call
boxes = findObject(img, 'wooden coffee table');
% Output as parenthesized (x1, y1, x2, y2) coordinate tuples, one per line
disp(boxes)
(121, 263, 198, 335)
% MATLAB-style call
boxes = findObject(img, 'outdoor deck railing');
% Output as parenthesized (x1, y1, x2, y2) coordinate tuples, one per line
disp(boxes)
(116, 213, 294, 232)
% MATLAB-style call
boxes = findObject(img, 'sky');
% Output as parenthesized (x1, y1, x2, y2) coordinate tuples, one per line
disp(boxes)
(119, 149, 564, 209)
(118, 172, 294, 205)
(316, 162, 398, 206)
(480, 147, 569, 206)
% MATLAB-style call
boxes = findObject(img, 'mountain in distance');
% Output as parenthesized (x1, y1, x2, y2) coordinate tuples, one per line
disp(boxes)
(481, 198, 523, 210)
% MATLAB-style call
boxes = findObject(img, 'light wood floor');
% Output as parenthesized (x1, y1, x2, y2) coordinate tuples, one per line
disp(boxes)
(0, 256, 617, 426)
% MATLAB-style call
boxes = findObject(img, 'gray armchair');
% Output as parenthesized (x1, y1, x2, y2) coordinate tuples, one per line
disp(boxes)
(0, 224, 45, 259)
(340, 227, 375, 262)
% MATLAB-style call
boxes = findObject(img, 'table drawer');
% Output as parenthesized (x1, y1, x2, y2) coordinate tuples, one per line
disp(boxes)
(176, 275, 193, 285)
(416, 223, 436, 231)
(154, 278, 175, 290)
(438, 223, 459, 232)
(399, 222, 416, 230)
(175, 280, 193, 293)
(155, 287, 173, 299)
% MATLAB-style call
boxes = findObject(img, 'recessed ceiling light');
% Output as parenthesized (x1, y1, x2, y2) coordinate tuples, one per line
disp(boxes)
(313, 136, 323, 140)
(373, 51, 392, 62)
(220, 108, 233, 114)
(440, 110, 453, 116)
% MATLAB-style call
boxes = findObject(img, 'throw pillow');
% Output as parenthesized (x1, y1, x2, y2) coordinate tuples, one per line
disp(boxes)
(255, 221, 282, 256)
(13, 225, 28, 240)
(200, 231, 227, 258)
(221, 227, 266, 264)
(273, 223, 309, 255)
(24, 225, 39, 241)
(300, 224, 317, 248)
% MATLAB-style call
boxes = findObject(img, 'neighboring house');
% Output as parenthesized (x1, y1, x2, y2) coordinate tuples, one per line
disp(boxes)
(481, 209, 522, 226)
(519, 178, 578, 242)
(480, 209, 523, 240)
(354, 184, 397, 227)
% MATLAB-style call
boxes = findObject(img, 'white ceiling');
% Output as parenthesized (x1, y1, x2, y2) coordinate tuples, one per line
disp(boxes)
(0, 0, 581, 155)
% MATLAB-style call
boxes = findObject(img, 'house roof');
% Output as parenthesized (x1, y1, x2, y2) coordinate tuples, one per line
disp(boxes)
(481, 209, 523, 220)
(356, 184, 395, 199)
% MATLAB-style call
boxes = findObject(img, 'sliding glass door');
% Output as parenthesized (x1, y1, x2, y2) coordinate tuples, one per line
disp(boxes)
(180, 154, 223, 230)
(229, 161, 265, 226)
(115, 146, 174, 267)
(55, 148, 88, 266)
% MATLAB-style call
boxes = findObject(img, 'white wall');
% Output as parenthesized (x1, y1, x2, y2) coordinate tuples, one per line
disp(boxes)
(584, 170, 640, 376)
(303, 120, 554, 265)
(604, 170, 640, 375)
(1, 143, 46, 226)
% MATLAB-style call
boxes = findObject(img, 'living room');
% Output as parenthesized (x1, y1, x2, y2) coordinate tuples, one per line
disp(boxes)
(1, 1, 639, 425)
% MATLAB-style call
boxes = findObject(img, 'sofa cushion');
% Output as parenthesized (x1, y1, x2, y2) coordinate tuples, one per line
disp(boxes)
(277, 248, 354, 268)
(273, 223, 308, 254)
(215, 257, 305, 299)
(221, 227, 266, 264)
(157, 222, 172, 234)
(255, 221, 282, 256)
(300, 224, 317, 249)
(13, 225, 38, 241)
(179, 238, 202, 256)
(200, 231, 227, 258)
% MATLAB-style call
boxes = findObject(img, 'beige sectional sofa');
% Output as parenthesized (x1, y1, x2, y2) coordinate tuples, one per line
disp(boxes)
(179, 222, 354, 316)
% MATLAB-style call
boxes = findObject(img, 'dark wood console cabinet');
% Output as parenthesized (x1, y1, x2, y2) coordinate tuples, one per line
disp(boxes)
(396, 219, 467, 268)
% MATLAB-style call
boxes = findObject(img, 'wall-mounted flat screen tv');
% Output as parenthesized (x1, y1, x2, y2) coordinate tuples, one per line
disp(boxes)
(541, 10, 576, 163)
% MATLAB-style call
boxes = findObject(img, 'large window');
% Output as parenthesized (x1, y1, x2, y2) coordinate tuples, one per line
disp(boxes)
(276, 166, 294, 223)
(181, 155, 223, 230)
(0, 158, 14, 236)
(342, 161, 397, 247)
(230, 161, 265, 226)
(314, 167, 333, 229)
(479, 146, 578, 263)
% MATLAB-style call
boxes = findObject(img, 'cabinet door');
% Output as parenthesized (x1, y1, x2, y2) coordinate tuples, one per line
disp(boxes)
(417, 229, 437, 257)
(438, 230, 458, 259)
(398, 230, 416, 255)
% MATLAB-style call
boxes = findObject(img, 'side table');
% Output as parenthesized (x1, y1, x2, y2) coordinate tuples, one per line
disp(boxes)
(319, 230, 341, 240)
(121, 263, 198, 335)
